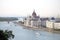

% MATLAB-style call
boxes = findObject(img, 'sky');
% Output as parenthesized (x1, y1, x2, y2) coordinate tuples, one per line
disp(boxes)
(0, 0, 60, 17)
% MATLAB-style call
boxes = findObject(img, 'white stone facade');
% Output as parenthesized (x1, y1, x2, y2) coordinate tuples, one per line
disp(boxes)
(46, 21, 54, 28)
(24, 10, 41, 27)
(31, 20, 41, 27)
(46, 20, 60, 29)
(54, 23, 60, 29)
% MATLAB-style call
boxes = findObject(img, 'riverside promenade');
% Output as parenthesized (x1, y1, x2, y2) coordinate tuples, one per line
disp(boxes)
(15, 22, 60, 34)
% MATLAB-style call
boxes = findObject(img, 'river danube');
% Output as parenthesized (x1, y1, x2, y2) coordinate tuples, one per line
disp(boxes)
(0, 22, 60, 40)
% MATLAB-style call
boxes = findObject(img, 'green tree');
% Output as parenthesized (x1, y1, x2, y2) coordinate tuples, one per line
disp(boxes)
(0, 30, 14, 40)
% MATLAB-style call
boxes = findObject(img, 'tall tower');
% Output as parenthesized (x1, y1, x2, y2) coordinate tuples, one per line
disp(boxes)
(32, 10, 37, 17)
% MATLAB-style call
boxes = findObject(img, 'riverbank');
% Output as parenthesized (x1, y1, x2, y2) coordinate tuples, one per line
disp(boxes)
(0, 17, 18, 21)
(15, 22, 60, 34)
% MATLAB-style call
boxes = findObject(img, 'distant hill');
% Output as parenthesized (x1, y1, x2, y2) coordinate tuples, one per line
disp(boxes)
(0, 17, 18, 21)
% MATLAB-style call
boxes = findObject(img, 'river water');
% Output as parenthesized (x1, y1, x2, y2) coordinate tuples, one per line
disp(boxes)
(0, 22, 60, 40)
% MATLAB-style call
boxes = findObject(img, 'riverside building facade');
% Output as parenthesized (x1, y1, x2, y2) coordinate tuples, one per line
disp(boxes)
(24, 10, 41, 27)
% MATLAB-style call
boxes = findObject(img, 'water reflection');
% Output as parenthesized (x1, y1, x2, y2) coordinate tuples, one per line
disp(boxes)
(35, 32, 40, 40)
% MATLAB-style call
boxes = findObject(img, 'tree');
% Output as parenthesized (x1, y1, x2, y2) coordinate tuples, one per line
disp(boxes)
(0, 30, 14, 40)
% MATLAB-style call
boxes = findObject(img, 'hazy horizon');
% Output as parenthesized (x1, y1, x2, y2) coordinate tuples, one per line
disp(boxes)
(0, 0, 60, 17)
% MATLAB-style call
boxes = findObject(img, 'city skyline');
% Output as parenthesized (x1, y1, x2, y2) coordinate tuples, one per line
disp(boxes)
(0, 0, 60, 17)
